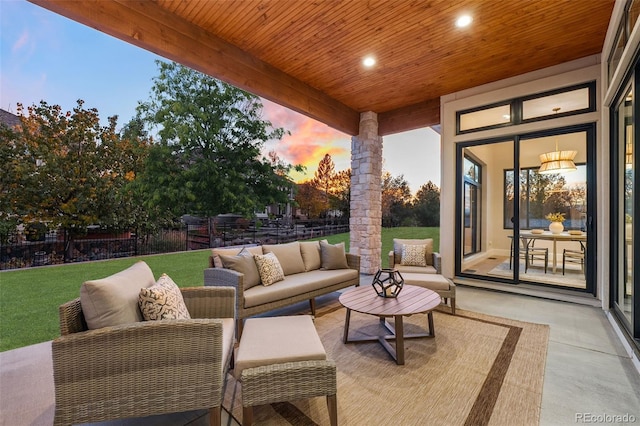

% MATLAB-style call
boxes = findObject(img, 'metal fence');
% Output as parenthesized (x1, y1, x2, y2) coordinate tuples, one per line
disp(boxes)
(0, 219, 349, 270)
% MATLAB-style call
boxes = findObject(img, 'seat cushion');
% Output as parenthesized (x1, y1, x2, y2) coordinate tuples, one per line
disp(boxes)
(394, 264, 438, 274)
(80, 261, 156, 329)
(393, 238, 433, 266)
(234, 315, 326, 378)
(263, 241, 305, 275)
(401, 273, 452, 291)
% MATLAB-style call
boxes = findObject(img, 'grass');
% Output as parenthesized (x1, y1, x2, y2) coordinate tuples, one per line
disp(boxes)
(0, 227, 438, 352)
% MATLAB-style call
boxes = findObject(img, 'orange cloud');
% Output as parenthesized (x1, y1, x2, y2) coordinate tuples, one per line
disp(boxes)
(262, 99, 351, 182)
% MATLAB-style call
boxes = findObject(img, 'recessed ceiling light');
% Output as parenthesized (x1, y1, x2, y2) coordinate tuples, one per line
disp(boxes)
(456, 15, 473, 28)
(363, 56, 376, 67)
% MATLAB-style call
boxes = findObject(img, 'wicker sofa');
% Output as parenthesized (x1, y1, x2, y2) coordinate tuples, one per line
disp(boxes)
(52, 261, 236, 426)
(204, 241, 360, 335)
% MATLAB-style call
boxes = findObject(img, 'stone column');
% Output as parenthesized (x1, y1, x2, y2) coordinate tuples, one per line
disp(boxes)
(350, 111, 382, 274)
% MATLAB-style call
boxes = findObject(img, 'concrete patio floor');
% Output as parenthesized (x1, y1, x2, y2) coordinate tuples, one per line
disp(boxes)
(2, 285, 640, 425)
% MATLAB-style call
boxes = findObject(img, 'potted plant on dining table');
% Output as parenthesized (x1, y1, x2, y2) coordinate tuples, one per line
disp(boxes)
(546, 212, 566, 234)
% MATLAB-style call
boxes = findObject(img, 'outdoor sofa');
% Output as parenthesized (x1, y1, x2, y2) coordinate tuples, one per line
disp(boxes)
(204, 240, 360, 336)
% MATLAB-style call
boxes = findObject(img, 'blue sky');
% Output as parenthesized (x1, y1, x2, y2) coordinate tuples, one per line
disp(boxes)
(1, 0, 441, 191)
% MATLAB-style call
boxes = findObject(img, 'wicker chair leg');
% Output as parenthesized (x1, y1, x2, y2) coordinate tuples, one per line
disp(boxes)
(209, 406, 221, 426)
(243, 406, 254, 426)
(451, 298, 456, 315)
(309, 298, 316, 316)
(327, 394, 338, 426)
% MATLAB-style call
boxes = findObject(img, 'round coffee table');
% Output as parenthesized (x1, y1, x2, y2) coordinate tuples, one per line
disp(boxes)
(339, 284, 441, 365)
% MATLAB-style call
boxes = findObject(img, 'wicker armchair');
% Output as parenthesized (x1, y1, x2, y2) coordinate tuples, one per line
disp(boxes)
(52, 286, 236, 426)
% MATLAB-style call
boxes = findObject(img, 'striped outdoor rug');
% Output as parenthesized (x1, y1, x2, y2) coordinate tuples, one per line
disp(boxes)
(223, 295, 549, 425)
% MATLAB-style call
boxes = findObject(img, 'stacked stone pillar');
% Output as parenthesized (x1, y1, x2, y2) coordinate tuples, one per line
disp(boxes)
(350, 111, 382, 274)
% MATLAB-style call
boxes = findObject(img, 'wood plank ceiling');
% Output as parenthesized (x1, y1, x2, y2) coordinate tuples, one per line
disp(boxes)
(30, 0, 614, 136)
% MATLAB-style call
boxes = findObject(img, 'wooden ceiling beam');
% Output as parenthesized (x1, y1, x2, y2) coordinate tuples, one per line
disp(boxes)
(378, 98, 440, 136)
(29, 0, 361, 135)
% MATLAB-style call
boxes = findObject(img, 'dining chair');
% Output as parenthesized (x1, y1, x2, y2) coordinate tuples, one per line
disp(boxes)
(510, 236, 549, 273)
(563, 241, 586, 276)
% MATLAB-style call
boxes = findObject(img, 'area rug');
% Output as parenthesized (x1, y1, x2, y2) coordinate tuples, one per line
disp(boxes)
(488, 260, 586, 289)
(222, 296, 549, 426)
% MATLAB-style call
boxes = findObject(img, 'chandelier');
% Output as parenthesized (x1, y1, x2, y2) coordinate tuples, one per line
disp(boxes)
(539, 108, 577, 174)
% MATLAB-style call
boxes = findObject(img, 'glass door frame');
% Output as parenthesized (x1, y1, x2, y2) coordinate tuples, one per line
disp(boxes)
(455, 124, 597, 295)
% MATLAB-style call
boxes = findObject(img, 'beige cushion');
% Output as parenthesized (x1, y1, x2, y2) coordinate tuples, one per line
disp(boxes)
(138, 274, 191, 321)
(300, 241, 322, 271)
(211, 246, 263, 268)
(401, 273, 452, 291)
(80, 261, 156, 329)
(401, 244, 427, 266)
(393, 238, 433, 266)
(253, 252, 285, 286)
(263, 242, 305, 275)
(234, 315, 326, 379)
(220, 248, 261, 290)
(320, 240, 349, 270)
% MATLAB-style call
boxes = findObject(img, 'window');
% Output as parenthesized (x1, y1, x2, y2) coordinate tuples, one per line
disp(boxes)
(504, 165, 587, 231)
(463, 155, 482, 256)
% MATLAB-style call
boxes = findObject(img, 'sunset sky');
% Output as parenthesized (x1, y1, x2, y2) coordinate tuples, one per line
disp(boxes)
(1, 0, 441, 192)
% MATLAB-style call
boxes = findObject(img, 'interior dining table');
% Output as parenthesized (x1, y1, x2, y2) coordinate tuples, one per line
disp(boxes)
(519, 230, 587, 273)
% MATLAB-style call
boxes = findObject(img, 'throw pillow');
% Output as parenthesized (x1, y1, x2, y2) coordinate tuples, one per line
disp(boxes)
(300, 241, 322, 271)
(393, 238, 433, 266)
(211, 245, 263, 268)
(80, 261, 156, 329)
(401, 244, 427, 266)
(220, 248, 262, 290)
(253, 252, 285, 286)
(138, 274, 191, 321)
(262, 241, 305, 275)
(319, 240, 349, 270)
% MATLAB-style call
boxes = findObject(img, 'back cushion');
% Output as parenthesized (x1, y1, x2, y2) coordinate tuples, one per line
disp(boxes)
(319, 240, 349, 270)
(80, 261, 156, 329)
(393, 238, 433, 266)
(262, 241, 305, 276)
(300, 241, 322, 271)
(211, 245, 263, 268)
(219, 248, 262, 290)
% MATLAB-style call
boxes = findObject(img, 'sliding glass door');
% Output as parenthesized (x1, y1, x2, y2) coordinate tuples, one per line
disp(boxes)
(456, 127, 595, 294)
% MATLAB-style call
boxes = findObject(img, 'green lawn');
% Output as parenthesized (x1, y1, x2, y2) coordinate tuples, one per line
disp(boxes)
(0, 227, 438, 351)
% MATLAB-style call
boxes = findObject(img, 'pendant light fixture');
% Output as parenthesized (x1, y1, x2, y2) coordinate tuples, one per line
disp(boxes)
(539, 107, 577, 174)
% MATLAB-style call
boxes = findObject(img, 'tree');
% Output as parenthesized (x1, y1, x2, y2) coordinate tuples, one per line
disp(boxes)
(312, 153, 336, 217)
(331, 169, 351, 218)
(2, 101, 140, 237)
(136, 61, 293, 218)
(294, 181, 325, 218)
(381, 172, 412, 227)
(413, 181, 440, 226)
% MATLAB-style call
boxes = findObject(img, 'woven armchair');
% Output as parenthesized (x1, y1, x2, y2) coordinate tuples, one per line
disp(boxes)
(52, 286, 236, 426)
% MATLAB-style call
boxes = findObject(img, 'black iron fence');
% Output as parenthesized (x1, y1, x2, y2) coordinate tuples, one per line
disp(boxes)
(0, 219, 349, 270)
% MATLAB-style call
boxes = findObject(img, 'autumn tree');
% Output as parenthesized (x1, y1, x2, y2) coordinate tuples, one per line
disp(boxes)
(381, 172, 412, 227)
(1, 100, 147, 239)
(413, 181, 440, 226)
(312, 153, 336, 217)
(136, 61, 293, 219)
(294, 181, 325, 218)
(331, 168, 351, 218)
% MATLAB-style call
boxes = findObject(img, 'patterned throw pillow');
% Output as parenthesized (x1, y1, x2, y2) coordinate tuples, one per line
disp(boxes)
(401, 244, 427, 266)
(138, 274, 191, 320)
(253, 252, 285, 286)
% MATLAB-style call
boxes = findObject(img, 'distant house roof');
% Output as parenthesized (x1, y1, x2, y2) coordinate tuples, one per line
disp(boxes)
(0, 109, 21, 129)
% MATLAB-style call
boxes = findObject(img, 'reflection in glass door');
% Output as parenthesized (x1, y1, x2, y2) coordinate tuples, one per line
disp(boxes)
(463, 156, 481, 256)
(458, 141, 513, 281)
